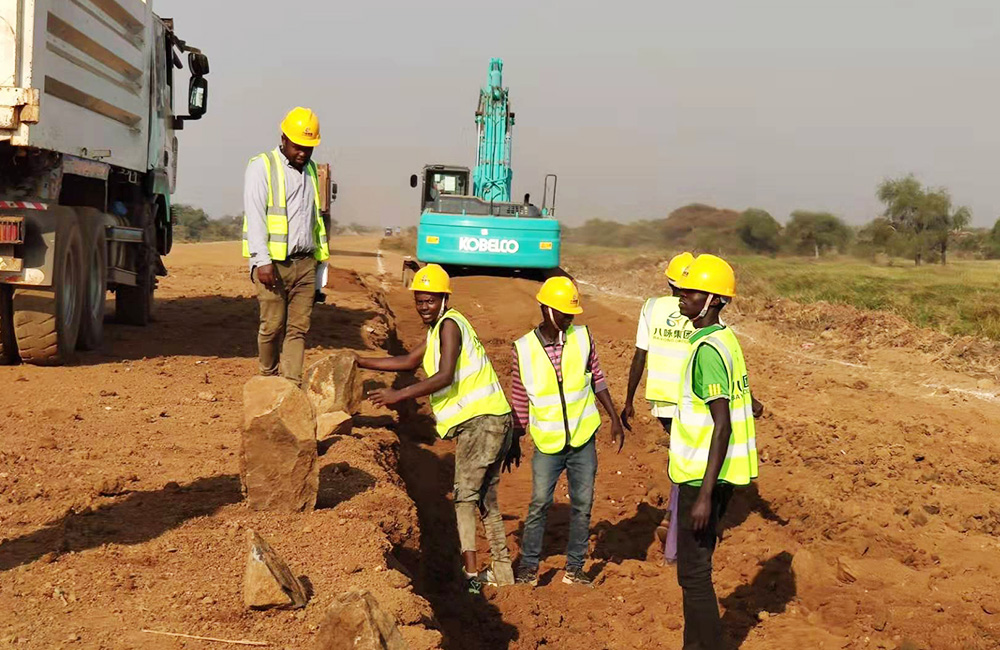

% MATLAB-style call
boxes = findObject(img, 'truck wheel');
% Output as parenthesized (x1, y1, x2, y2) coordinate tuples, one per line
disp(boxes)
(77, 209, 108, 350)
(12, 215, 85, 365)
(0, 285, 17, 364)
(115, 265, 153, 325)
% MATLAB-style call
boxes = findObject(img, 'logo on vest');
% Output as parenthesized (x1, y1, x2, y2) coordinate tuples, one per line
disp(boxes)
(459, 236, 520, 254)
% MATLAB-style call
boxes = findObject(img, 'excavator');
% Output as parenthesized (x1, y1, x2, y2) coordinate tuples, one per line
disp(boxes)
(405, 58, 561, 281)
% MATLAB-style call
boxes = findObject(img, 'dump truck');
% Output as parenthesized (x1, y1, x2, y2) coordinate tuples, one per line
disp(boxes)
(0, 0, 209, 364)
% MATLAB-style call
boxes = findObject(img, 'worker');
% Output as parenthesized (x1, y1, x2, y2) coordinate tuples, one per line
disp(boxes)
(507, 277, 625, 587)
(243, 107, 330, 386)
(620, 252, 694, 561)
(356, 264, 515, 593)
(669, 254, 759, 649)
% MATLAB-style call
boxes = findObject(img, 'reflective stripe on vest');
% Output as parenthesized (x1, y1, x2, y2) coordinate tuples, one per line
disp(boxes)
(242, 149, 330, 262)
(514, 325, 601, 454)
(421, 309, 511, 438)
(644, 296, 695, 404)
(668, 327, 758, 486)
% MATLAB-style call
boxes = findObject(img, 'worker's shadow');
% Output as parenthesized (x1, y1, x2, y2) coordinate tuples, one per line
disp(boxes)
(0, 475, 241, 572)
(387, 367, 519, 649)
(591, 501, 665, 563)
(723, 483, 789, 529)
(720, 551, 796, 648)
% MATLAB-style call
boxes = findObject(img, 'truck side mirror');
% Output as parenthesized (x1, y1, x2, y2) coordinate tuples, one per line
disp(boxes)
(330, 182, 338, 203)
(188, 76, 208, 119)
(409, 174, 418, 189)
(189, 52, 210, 77)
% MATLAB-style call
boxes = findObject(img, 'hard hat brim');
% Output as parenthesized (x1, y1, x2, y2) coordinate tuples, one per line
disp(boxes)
(537, 298, 583, 315)
(674, 278, 735, 297)
(409, 286, 452, 294)
(282, 130, 321, 148)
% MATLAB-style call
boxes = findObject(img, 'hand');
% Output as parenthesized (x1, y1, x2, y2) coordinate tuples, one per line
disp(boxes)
(610, 420, 625, 454)
(690, 492, 712, 531)
(368, 387, 403, 408)
(502, 436, 522, 474)
(752, 397, 764, 419)
(255, 263, 277, 289)
(620, 402, 635, 432)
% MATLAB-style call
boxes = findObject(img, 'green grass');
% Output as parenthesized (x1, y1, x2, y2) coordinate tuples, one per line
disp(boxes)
(726, 256, 1000, 339)
(561, 243, 1000, 340)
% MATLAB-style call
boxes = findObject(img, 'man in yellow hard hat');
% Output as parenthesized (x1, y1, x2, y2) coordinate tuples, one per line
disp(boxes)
(670, 254, 758, 649)
(621, 251, 696, 562)
(507, 277, 625, 587)
(242, 107, 330, 386)
(356, 264, 515, 593)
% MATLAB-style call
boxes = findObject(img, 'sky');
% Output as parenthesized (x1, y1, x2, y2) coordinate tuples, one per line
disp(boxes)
(163, 0, 1000, 227)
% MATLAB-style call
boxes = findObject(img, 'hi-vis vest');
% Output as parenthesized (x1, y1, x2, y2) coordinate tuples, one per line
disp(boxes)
(643, 296, 695, 404)
(514, 326, 602, 454)
(242, 149, 330, 262)
(669, 327, 758, 486)
(422, 309, 510, 438)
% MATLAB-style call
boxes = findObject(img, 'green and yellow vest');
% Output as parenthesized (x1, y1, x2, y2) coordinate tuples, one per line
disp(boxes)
(669, 326, 758, 486)
(515, 325, 602, 454)
(242, 148, 330, 262)
(422, 309, 510, 438)
(643, 296, 695, 404)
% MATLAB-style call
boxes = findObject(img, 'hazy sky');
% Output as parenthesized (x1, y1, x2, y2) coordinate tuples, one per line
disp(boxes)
(164, 0, 1000, 227)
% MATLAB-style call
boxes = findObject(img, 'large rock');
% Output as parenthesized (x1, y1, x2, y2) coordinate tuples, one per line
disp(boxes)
(242, 377, 319, 512)
(315, 590, 408, 650)
(304, 352, 362, 416)
(243, 530, 309, 610)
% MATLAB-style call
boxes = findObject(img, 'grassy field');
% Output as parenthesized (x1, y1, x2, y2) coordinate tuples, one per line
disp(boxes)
(559, 244, 1000, 340)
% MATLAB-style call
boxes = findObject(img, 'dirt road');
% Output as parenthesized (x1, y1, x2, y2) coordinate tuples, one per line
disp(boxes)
(1, 236, 999, 649)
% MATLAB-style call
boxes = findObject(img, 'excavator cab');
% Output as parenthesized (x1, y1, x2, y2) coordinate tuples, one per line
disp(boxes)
(410, 165, 471, 212)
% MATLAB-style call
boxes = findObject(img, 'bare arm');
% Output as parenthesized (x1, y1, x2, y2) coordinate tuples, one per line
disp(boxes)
(368, 320, 461, 406)
(595, 388, 625, 453)
(357, 341, 426, 373)
(621, 347, 647, 430)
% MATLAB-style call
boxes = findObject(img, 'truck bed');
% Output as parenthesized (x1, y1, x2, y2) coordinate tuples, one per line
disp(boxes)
(1, 0, 155, 172)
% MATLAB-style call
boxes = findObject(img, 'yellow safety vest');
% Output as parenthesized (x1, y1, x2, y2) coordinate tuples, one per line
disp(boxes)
(242, 149, 330, 262)
(669, 327, 758, 486)
(514, 326, 602, 454)
(643, 296, 695, 404)
(422, 309, 511, 438)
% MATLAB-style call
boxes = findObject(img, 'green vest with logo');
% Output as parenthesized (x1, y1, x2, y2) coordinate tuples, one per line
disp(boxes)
(242, 148, 330, 262)
(514, 325, 602, 454)
(669, 326, 758, 486)
(422, 309, 510, 438)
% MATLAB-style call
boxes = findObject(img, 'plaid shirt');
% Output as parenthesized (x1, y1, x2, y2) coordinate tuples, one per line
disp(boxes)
(510, 328, 608, 430)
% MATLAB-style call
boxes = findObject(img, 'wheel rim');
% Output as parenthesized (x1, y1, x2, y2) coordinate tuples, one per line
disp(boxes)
(62, 244, 79, 331)
(86, 247, 102, 324)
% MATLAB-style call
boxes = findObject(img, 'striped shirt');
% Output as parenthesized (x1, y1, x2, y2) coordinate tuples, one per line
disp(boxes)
(510, 328, 608, 430)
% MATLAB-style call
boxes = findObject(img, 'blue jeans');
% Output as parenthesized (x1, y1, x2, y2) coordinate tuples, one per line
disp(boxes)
(519, 436, 597, 572)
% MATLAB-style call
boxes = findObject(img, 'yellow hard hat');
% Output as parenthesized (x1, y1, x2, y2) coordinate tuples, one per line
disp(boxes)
(676, 254, 736, 297)
(536, 277, 583, 315)
(409, 264, 452, 294)
(280, 107, 321, 147)
(665, 251, 695, 285)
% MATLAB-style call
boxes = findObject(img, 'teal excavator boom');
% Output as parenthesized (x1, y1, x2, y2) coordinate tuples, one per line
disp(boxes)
(473, 58, 513, 204)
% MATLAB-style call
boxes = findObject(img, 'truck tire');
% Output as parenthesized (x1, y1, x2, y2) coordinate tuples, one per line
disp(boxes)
(77, 209, 108, 350)
(12, 215, 85, 365)
(0, 285, 17, 364)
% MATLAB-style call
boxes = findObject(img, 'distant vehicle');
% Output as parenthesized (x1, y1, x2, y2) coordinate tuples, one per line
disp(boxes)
(394, 226, 401, 235)
(384, 228, 393, 237)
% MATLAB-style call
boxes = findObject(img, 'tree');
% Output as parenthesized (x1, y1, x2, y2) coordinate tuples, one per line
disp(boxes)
(737, 208, 781, 254)
(171, 204, 210, 241)
(784, 211, 851, 257)
(876, 174, 972, 265)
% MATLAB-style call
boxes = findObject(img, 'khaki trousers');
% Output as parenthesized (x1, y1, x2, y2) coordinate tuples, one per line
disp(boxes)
(255, 256, 316, 386)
